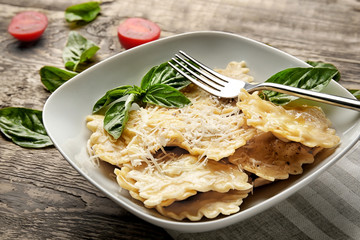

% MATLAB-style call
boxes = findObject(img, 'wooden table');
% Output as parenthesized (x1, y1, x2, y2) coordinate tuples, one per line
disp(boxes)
(1, 0, 359, 239)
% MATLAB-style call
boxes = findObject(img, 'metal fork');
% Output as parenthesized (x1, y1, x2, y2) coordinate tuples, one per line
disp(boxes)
(168, 50, 360, 111)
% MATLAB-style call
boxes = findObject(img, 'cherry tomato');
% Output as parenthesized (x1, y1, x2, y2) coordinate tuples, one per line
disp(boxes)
(117, 18, 161, 49)
(8, 11, 48, 42)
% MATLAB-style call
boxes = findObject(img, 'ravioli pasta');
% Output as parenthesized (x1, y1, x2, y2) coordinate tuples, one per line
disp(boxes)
(115, 153, 252, 208)
(86, 61, 340, 221)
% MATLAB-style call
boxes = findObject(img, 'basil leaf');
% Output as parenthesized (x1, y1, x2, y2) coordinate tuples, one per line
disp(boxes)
(65, 1, 101, 23)
(92, 85, 135, 113)
(63, 31, 100, 71)
(306, 61, 360, 100)
(95, 62, 191, 138)
(40, 66, 78, 92)
(306, 61, 341, 82)
(140, 66, 157, 90)
(349, 89, 360, 100)
(104, 94, 135, 139)
(263, 67, 338, 105)
(140, 62, 190, 90)
(0, 107, 53, 148)
(142, 84, 191, 108)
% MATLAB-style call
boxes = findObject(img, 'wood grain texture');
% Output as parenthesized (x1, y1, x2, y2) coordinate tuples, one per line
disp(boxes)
(1, 0, 359, 239)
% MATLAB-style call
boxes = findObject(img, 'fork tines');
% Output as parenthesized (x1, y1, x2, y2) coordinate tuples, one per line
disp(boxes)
(168, 51, 228, 95)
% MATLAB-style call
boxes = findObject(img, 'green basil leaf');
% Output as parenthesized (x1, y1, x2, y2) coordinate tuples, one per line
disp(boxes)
(348, 89, 360, 100)
(140, 62, 190, 90)
(263, 67, 338, 105)
(63, 31, 100, 71)
(92, 85, 135, 113)
(142, 84, 191, 108)
(40, 66, 78, 92)
(103, 94, 135, 139)
(140, 66, 157, 90)
(0, 107, 53, 148)
(65, 1, 101, 23)
(306, 60, 341, 82)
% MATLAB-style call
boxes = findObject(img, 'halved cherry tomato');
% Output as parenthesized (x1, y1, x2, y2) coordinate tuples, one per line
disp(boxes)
(8, 11, 48, 42)
(117, 18, 161, 49)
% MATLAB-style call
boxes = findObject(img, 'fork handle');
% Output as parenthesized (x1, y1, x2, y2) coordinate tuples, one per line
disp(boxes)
(250, 82, 360, 111)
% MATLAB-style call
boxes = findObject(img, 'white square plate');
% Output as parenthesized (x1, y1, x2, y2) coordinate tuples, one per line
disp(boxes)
(43, 31, 360, 233)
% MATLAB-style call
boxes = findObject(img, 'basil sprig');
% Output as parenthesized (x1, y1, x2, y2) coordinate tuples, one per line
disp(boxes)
(63, 31, 100, 72)
(262, 67, 339, 105)
(93, 62, 191, 139)
(307, 61, 360, 100)
(65, 1, 101, 23)
(140, 63, 191, 90)
(40, 66, 78, 92)
(306, 61, 341, 82)
(142, 84, 191, 108)
(103, 94, 136, 139)
(93, 85, 134, 113)
(0, 107, 53, 148)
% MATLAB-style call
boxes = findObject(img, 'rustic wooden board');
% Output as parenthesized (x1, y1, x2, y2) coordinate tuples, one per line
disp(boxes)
(1, 0, 359, 239)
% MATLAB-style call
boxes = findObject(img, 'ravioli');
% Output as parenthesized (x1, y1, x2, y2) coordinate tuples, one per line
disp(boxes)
(156, 190, 249, 221)
(115, 153, 252, 208)
(214, 61, 254, 83)
(87, 86, 258, 164)
(229, 131, 322, 181)
(136, 87, 257, 161)
(87, 114, 131, 166)
(237, 89, 340, 148)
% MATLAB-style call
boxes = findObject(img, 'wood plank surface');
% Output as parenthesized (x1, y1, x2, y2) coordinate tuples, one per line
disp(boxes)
(1, 0, 359, 239)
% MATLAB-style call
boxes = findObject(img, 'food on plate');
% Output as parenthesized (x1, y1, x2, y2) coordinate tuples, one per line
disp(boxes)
(86, 61, 340, 221)
(8, 11, 48, 42)
(117, 18, 161, 49)
(237, 89, 340, 148)
(156, 190, 250, 221)
(228, 131, 323, 181)
(114, 153, 252, 208)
